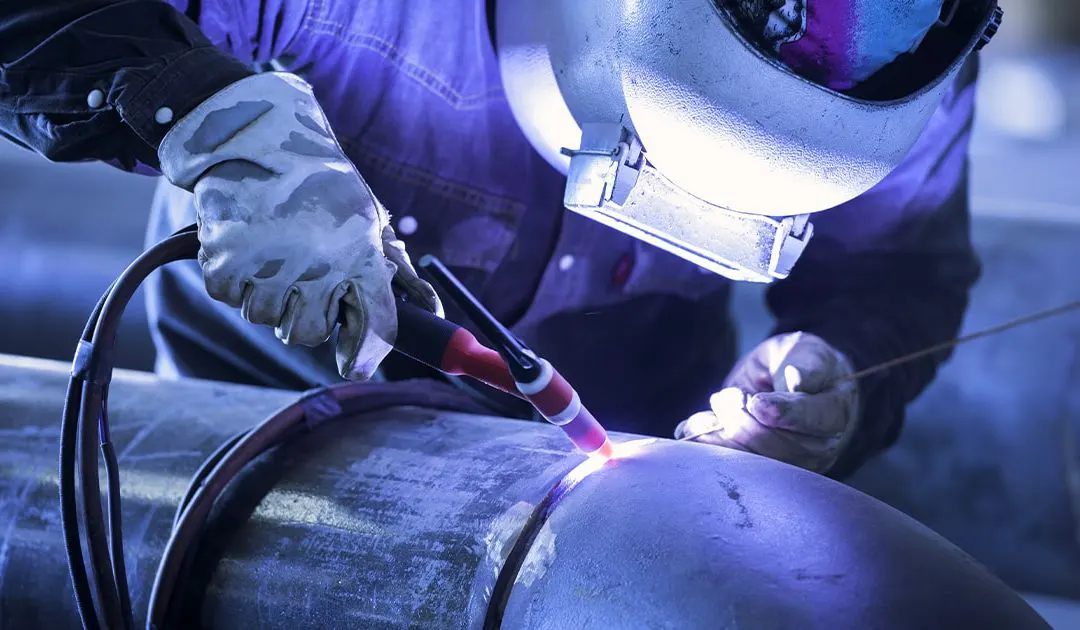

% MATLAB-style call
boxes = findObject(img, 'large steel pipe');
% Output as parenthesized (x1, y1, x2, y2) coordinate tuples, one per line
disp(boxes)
(0, 354, 1051, 628)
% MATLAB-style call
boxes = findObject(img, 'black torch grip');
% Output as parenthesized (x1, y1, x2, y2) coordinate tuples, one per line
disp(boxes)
(392, 300, 458, 368)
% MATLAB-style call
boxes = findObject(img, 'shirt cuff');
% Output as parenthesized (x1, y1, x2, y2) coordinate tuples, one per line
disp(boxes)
(115, 45, 254, 151)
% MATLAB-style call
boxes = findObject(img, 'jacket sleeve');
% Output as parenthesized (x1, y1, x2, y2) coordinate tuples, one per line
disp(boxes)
(0, 0, 305, 174)
(765, 55, 983, 480)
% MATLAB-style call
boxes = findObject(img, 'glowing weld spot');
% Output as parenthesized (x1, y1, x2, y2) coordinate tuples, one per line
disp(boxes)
(565, 452, 608, 486)
(569, 438, 658, 485)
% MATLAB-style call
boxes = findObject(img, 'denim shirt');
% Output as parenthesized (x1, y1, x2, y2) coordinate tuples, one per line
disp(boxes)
(0, 0, 981, 477)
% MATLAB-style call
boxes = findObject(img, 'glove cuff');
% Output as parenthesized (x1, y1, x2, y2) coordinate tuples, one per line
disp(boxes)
(157, 72, 325, 190)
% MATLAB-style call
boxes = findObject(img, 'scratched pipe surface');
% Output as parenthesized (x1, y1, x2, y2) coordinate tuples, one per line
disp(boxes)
(0, 354, 581, 629)
(0, 354, 1055, 629)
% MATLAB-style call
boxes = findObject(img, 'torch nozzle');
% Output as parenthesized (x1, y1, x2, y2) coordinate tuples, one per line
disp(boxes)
(593, 438, 615, 460)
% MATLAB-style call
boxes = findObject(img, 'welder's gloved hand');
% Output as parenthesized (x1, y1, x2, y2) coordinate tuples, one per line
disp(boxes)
(674, 332, 859, 474)
(157, 72, 441, 380)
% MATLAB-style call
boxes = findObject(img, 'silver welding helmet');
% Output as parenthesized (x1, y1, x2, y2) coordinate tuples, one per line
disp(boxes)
(495, 0, 1003, 282)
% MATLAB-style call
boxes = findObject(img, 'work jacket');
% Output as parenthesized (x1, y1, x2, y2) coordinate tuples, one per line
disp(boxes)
(0, 0, 981, 478)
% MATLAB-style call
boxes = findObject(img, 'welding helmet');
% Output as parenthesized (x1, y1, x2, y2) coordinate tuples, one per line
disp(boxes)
(495, 0, 1003, 282)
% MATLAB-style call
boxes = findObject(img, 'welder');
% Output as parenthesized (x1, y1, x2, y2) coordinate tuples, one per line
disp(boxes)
(0, 0, 1001, 478)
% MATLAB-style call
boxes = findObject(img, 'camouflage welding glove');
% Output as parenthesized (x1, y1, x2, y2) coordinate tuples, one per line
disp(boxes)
(674, 332, 859, 474)
(157, 72, 441, 380)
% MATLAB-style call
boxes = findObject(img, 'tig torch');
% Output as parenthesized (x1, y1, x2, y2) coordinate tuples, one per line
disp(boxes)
(390, 256, 614, 460)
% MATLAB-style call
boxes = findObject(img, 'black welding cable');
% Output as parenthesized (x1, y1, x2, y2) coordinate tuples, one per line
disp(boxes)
(102, 442, 134, 627)
(62, 224, 490, 628)
(73, 331, 133, 627)
(173, 429, 249, 529)
(90, 231, 199, 619)
(148, 398, 306, 627)
(147, 384, 490, 628)
(64, 227, 199, 630)
(60, 288, 110, 630)
(76, 367, 125, 629)
(60, 381, 100, 630)
(101, 391, 135, 630)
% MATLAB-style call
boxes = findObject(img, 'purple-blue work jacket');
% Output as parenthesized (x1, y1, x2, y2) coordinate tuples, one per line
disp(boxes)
(0, 0, 981, 477)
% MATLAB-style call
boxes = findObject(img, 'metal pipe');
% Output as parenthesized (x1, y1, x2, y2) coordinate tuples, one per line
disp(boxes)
(0, 354, 1052, 629)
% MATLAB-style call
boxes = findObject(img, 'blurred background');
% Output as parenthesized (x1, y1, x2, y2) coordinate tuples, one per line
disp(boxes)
(1, 0, 1079, 626)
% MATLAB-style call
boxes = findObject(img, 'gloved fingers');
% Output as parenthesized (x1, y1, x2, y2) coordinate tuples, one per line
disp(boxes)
(705, 387, 781, 450)
(370, 195, 394, 231)
(238, 279, 289, 328)
(675, 411, 729, 444)
(675, 412, 769, 458)
(333, 271, 397, 381)
(681, 411, 838, 473)
(275, 286, 336, 347)
(196, 246, 210, 269)
(398, 274, 444, 317)
(381, 225, 443, 316)
(678, 392, 840, 472)
(335, 282, 376, 381)
(699, 411, 810, 464)
(746, 387, 853, 438)
(275, 259, 359, 346)
(701, 387, 833, 468)
(674, 389, 751, 442)
(678, 388, 760, 445)
(676, 415, 758, 455)
(201, 261, 245, 308)
(723, 351, 773, 392)
(765, 333, 840, 394)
